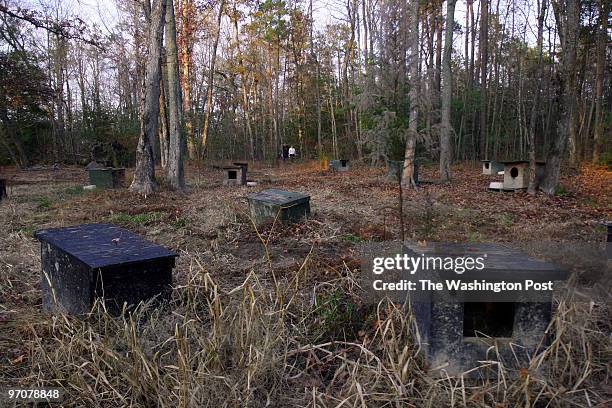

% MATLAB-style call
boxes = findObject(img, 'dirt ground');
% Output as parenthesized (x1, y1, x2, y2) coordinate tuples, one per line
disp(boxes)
(0, 161, 610, 406)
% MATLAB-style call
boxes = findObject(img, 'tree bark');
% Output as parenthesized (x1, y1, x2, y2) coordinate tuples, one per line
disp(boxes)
(434, 0, 442, 94)
(540, 0, 579, 194)
(159, 74, 169, 168)
(165, 0, 185, 190)
(130, 0, 167, 194)
(402, 0, 419, 188)
(527, 0, 547, 194)
(592, 0, 607, 163)
(179, 0, 196, 159)
(439, 0, 456, 181)
(309, 0, 322, 159)
(479, 0, 489, 158)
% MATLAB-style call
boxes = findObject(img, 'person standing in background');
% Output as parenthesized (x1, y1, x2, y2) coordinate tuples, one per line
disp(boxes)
(289, 146, 296, 159)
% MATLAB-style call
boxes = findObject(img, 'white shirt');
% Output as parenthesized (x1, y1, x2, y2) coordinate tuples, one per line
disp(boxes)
(289, 147, 296, 155)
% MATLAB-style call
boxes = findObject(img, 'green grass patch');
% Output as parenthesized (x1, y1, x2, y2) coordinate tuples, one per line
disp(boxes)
(499, 213, 514, 227)
(340, 233, 363, 243)
(468, 231, 484, 242)
(174, 216, 189, 229)
(110, 211, 164, 226)
(311, 288, 361, 341)
(15, 226, 35, 236)
(36, 196, 53, 209)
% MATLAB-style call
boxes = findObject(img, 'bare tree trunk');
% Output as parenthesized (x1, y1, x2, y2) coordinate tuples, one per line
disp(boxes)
(201, 0, 225, 154)
(592, 0, 607, 163)
(479, 0, 489, 159)
(309, 0, 322, 159)
(179, 0, 196, 160)
(426, 10, 435, 138)
(159, 75, 169, 168)
(328, 80, 338, 159)
(52, 33, 66, 164)
(130, 0, 167, 194)
(540, 0, 579, 194)
(439, 0, 456, 181)
(434, 0, 442, 94)
(402, 0, 419, 188)
(165, 0, 185, 190)
(362, 0, 369, 78)
(528, 0, 547, 194)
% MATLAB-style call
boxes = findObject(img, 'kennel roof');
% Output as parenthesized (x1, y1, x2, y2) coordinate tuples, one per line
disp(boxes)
(34, 223, 177, 269)
(247, 189, 310, 206)
(402, 241, 567, 280)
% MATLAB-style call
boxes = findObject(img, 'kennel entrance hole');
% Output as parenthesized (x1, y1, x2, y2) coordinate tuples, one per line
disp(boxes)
(228, 170, 237, 180)
(510, 167, 519, 178)
(463, 302, 515, 337)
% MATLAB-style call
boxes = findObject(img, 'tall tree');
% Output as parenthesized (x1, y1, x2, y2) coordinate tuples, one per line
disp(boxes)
(479, 0, 489, 158)
(165, 0, 185, 190)
(402, 0, 419, 188)
(528, 0, 547, 194)
(130, 0, 167, 194)
(592, 0, 607, 163)
(439, 0, 456, 181)
(177, 0, 196, 159)
(540, 0, 580, 194)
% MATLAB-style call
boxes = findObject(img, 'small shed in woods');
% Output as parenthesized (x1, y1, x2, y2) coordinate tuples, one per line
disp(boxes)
(223, 166, 246, 186)
(481, 160, 504, 175)
(502, 161, 546, 190)
(35, 223, 177, 315)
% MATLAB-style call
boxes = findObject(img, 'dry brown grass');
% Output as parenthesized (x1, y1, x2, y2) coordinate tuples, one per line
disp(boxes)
(0, 162, 610, 407)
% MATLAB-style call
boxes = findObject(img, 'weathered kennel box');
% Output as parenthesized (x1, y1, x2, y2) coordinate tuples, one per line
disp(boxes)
(405, 242, 567, 377)
(223, 166, 246, 186)
(88, 167, 126, 188)
(247, 189, 310, 225)
(34, 223, 177, 315)
(233, 162, 249, 185)
(329, 159, 349, 172)
(502, 160, 546, 190)
(481, 160, 504, 175)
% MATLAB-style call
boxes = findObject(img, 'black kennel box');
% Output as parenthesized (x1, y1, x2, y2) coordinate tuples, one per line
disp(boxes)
(35, 223, 177, 315)
(403, 242, 568, 377)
